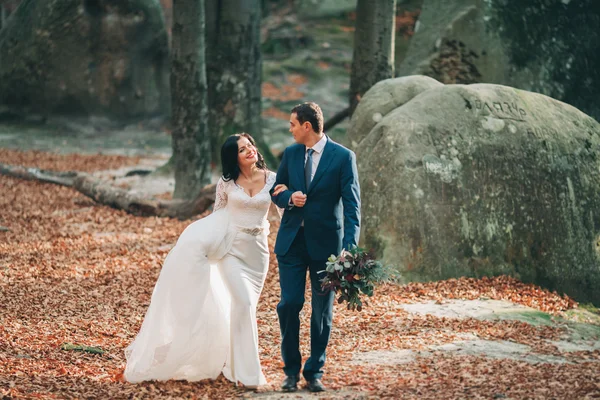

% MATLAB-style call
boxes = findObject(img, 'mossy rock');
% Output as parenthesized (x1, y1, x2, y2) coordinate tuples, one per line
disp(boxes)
(354, 75, 600, 305)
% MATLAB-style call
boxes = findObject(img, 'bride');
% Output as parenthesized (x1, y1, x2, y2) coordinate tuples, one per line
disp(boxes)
(124, 133, 285, 388)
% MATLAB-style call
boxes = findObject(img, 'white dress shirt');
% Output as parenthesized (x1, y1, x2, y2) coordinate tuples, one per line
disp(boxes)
(289, 135, 328, 215)
(305, 134, 327, 183)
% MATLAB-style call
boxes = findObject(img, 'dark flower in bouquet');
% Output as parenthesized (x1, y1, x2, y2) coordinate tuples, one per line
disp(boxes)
(319, 246, 386, 311)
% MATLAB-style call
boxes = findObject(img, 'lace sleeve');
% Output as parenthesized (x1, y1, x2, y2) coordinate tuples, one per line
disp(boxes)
(213, 178, 229, 212)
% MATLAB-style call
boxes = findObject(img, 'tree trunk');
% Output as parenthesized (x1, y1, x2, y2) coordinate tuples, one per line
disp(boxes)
(205, 0, 276, 168)
(1, 6, 6, 30)
(349, 0, 396, 116)
(170, 0, 211, 199)
(0, 163, 216, 219)
(0, 0, 170, 120)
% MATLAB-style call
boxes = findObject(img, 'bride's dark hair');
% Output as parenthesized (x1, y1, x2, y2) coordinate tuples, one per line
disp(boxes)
(221, 133, 267, 182)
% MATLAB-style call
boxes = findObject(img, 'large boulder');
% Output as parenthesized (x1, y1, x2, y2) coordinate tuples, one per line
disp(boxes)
(397, 0, 600, 122)
(347, 75, 442, 147)
(354, 75, 600, 305)
(0, 0, 170, 121)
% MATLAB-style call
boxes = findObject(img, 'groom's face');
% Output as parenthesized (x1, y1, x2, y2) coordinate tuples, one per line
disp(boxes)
(289, 113, 311, 145)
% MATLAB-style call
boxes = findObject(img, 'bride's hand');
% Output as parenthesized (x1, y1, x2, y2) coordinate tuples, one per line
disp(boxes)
(272, 184, 288, 196)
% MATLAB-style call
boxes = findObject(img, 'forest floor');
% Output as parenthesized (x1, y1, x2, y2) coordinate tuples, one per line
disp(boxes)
(1, 5, 600, 399)
(1, 149, 600, 399)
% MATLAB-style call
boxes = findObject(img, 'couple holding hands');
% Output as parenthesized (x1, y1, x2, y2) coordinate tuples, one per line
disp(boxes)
(124, 102, 361, 393)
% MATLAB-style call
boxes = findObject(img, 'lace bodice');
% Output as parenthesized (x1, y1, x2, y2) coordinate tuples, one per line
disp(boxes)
(214, 171, 280, 229)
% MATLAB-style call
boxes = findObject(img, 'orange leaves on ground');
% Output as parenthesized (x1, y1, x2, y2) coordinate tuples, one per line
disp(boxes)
(396, 10, 421, 38)
(388, 276, 577, 314)
(261, 82, 281, 98)
(261, 74, 307, 120)
(286, 73, 308, 86)
(0, 149, 141, 173)
(317, 61, 331, 70)
(1, 150, 599, 399)
(261, 74, 307, 103)
(262, 107, 290, 121)
(343, 9, 419, 37)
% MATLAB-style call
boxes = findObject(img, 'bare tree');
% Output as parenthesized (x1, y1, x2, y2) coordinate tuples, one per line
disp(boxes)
(349, 0, 396, 115)
(205, 0, 275, 167)
(171, 0, 211, 199)
(1, 5, 6, 30)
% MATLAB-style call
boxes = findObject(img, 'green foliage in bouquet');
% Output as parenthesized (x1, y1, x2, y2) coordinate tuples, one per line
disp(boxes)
(319, 246, 387, 311)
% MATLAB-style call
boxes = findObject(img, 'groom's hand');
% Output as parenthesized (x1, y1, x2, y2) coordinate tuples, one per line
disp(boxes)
(291, 191, 307, 207)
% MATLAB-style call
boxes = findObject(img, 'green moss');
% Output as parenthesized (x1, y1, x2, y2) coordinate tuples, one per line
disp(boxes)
(565, 320, 600, 341)
(487, 0, 600, 120)
(262, 61, 287, 80)
(579, 303, 600, 315)
(506, 310, 554, 326)
(153, 156, 174, 175)
(61, 342, 105, 355)
(310, 25, 354, 48)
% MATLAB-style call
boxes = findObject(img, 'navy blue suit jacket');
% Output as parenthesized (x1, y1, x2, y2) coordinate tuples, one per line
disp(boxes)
(270, 137, 361, 260)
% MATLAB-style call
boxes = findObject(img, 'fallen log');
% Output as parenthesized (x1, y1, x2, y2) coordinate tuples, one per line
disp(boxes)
(0, 163, 216, 219)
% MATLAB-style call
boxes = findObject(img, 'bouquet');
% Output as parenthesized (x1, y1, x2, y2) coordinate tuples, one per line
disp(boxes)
(319, 246, 385, 311)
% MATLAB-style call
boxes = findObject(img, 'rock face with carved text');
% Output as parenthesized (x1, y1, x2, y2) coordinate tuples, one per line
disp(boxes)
(353, 76, 600, 305)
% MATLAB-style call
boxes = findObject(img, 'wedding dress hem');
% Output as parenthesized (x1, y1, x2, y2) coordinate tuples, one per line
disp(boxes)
(124, 172, 278, 387)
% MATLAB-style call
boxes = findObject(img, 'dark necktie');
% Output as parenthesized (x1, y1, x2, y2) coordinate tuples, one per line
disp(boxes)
(304, 148, 315, 190)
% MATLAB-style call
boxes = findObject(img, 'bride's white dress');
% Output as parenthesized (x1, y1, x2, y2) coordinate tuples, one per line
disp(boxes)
(124, 171, 279, 386)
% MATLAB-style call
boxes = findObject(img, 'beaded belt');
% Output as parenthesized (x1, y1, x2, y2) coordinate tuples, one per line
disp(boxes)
(239, 227, 265, 236)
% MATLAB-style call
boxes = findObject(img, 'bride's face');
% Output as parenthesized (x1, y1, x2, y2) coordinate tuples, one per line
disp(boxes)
(237, 136, 258, 168)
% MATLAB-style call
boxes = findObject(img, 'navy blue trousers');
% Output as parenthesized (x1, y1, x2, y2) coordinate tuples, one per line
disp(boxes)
(276, 227, 335, 380)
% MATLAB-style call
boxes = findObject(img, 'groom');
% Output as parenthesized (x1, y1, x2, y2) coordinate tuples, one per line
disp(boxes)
(270, 102, 361, 392)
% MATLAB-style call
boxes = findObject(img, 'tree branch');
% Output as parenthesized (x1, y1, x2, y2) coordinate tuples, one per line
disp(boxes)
(324, 106, 351, 132)
(0, 163, 77, 186)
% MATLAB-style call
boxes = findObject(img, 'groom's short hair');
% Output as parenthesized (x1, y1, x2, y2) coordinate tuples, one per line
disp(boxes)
(291, 102, 324, 134)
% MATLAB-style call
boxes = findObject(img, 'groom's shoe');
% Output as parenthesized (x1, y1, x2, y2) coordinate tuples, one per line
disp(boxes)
(281, 374, 300, 392)
(306, 378, 326, 393)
